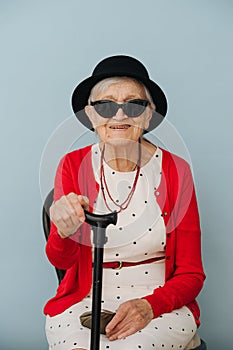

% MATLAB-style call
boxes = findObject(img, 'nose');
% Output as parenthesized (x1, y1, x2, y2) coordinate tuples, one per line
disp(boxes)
(112, 107, 128, 120)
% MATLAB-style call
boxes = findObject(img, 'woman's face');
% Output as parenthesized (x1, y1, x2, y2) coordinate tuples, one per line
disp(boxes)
(85, 79, 153, 143)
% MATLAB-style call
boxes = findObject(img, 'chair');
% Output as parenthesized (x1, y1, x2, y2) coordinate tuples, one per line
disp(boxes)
(42, 189, 207, 350)
(195, 340, 207, 350)
(42, 188, 66, 283)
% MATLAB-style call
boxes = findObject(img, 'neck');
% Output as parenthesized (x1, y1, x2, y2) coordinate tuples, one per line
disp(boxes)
(99, 138, 156, 172)
(108, 158, 138, 172)
(100, 139, 140, 172)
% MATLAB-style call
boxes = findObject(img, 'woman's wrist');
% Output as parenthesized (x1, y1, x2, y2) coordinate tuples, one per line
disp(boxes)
(57, 228, 79, 239)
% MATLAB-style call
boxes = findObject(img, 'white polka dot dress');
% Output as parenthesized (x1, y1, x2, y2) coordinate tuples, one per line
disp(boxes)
(45, 144, 198, 350)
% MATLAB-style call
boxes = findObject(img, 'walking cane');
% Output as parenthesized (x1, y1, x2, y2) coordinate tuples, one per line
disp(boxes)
(84, 210, 118, 350)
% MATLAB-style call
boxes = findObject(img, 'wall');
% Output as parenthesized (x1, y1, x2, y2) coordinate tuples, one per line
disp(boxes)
(0, 1, 232, 349)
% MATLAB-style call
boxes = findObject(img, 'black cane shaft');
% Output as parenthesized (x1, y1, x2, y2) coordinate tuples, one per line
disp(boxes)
(90, 246, 104, 350)
(84, 210, 117, 350)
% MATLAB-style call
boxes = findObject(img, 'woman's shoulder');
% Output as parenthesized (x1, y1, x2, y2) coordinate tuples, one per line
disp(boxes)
(63, 144, 93, 160)
(58, 144, 93, 171)
(160, 147, 190, 169)
(159, 147, 194, 190)
(140, 138, 191, 172)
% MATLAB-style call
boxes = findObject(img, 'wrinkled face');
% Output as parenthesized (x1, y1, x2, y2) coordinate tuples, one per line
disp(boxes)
(85, 79, 153, 143)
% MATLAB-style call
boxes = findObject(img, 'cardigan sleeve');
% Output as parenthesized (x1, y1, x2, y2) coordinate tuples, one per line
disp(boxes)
(143, 160, 206, 319)
(45, 154, 81, 270)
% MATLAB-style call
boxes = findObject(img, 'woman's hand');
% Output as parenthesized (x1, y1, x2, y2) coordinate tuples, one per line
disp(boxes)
(49, 192, 89, 238)
(105, 298, 154, 340)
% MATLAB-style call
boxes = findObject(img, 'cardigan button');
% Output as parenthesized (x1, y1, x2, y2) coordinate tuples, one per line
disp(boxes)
(155, 191, 160, 196)
(167, 233, 171, 238)
(166, 256, 171, 260)
(161, 212, 168, 216)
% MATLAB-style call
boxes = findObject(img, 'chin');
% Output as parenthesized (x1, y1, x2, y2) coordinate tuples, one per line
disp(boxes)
(105, 136, 140, 146)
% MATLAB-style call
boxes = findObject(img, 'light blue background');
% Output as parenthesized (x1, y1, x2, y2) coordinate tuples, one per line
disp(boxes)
(1, 1, 232, 349)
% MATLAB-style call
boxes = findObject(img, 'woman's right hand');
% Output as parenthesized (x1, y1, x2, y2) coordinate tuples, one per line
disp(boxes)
(49, 192, 89, 239)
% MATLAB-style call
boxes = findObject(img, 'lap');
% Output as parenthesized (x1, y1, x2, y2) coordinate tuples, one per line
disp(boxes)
(45, 302, 197, 350)
(46, 264, 197, 349)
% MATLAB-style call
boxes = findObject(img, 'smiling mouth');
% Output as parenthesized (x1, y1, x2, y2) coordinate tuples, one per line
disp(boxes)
(109, 124, 131, 129)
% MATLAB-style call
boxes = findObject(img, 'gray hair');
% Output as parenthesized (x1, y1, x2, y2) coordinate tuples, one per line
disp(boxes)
(88, 77, 155, 108)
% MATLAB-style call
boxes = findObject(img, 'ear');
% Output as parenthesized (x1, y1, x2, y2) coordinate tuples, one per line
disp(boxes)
(85, 105, 97, 129)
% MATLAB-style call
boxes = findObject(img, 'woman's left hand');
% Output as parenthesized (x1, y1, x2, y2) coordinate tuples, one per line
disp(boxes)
(105, 298, 154, 340)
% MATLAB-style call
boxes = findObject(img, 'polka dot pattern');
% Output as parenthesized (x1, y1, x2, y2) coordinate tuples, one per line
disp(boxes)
(46, 288, 198, 349)
(91, 143, 166, 250)
(45, 145, 199, 349)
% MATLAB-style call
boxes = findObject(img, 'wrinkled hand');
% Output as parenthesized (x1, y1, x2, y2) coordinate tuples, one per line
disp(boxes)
(105, 298, 153, 340)
(50, 192, 89, 238)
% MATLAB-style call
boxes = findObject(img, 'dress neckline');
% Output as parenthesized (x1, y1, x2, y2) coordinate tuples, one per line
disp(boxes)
(95, 143, 160, 175)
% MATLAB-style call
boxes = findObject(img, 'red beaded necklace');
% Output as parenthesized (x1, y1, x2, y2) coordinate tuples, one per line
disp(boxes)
(100, 139, 142, 213)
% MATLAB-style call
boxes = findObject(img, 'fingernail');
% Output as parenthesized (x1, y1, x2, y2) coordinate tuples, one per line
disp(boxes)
(118, 336, 126, 340)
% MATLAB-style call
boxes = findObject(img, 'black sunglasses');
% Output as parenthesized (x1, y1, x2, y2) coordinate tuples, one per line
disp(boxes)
(90, 99, 150, 118)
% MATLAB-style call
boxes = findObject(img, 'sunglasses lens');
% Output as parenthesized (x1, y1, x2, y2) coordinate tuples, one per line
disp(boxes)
(93, 101, 117, 118)
(123, 102, 147, 117)
(92, 100, 149, 118)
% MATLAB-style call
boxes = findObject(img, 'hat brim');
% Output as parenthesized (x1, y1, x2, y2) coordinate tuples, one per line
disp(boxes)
(71, 73, 168, 133)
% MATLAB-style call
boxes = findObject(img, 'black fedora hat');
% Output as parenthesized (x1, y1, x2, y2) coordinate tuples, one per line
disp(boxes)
(71, 55, 168, 132)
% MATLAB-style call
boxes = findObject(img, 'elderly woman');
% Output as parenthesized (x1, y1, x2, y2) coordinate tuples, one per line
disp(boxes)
(44, 55, 205, 350)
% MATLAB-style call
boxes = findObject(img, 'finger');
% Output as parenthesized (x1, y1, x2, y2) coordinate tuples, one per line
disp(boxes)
(67, 193, 86, 221)
(69, 214, 82, 227)
(105, 309, 127, 334)
(67, 192, 89, 206)
(108, 313, 150, 340)
(53, 211, 77, 235)
(115, 324, 138, 340)
(77, 195, 90, 210)
(106, 299, 153, 340)
(67, 193, 90, 220)
(108, 321, 137, 341)
(106, 314, 132, 337)
(63, 200, 83, 225)
(50, 203, 81, 236)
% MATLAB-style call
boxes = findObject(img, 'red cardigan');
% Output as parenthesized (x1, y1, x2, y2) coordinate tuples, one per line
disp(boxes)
(44, 145, 206, 326)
